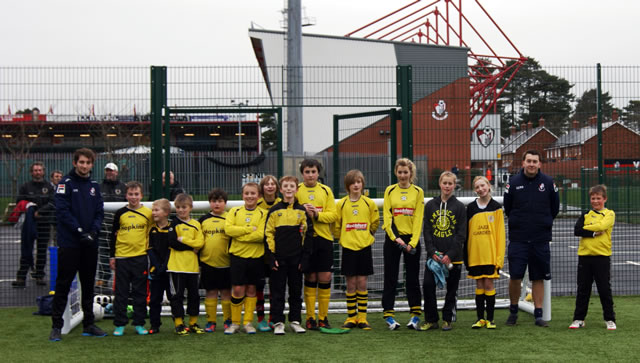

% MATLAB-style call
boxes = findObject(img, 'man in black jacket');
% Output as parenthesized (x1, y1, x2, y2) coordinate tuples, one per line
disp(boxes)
(12, 162, 54, 287)
(503, 150, 559, 327)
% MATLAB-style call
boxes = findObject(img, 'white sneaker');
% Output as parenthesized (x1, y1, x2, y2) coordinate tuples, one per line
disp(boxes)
(273, 322, 285, 335)
(569, 320, 585, 329)
(606, 320, 617, 330)
(244, 323, 256, 334)
(224, 323, 240, 335)
(289, 321, 306, 334)
(406, 315, 420, 330)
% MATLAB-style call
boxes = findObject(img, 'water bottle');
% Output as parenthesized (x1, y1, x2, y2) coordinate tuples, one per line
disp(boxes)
(435, 251, 453, 270)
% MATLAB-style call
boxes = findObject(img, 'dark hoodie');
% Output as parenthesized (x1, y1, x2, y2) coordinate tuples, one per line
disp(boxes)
(101, 178, 127, 202)
(55, 168, 104, 248)
(423, 195, 467, 263)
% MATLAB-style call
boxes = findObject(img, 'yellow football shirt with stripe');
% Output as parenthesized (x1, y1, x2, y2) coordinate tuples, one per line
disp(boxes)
(577, 208, 615, 256)
(465, 199, 506, 270)
(167, 218, 204, 273)
(382, 183, 425, 248)
(334, 195, 380, 251)
(110, 205, 153, 258)
(265, 200, 311, 257)
(295, 182, 337, 241)
(199, 211, 231, 268)
(225, 206, 267, 259)
(257, 197, 282, 212)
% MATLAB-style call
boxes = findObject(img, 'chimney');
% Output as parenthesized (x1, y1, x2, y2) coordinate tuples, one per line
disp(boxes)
(572, 120, 580, 130)
(510, 125, 516, 136)
(527, 121, 533, 131)
(589, 116, 597, 127)
(612, 110, 619, 121)
(538, 117, 545, 127)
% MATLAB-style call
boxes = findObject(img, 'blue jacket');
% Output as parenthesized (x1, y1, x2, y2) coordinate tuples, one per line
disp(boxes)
(55, 168, 104, 248)
(503, 169, 559, 243)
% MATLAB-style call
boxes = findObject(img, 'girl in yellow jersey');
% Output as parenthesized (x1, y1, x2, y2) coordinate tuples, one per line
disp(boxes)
(199, 188, 231, 333)
(464, 176, 505, 329)
(224, 183, 267, 335)
(335, 170, 379, 330)
(255, 175, 281, 332)
(381, 159, 425, 330)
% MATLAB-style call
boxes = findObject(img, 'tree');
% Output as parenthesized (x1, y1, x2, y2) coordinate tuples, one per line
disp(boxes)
(0, 108, 47, 197)
(622, 100, 640, 131)
(259, 112, 278, 151)
(573, 89, 617, 125)
(497, 57, 574, 137)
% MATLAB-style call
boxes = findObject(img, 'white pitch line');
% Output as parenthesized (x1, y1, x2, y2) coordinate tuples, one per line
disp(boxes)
(568, 246, 578, 249)
(625, 261, 640, 266)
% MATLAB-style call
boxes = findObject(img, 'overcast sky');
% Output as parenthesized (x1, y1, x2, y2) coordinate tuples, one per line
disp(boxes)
(1, 0, 636, 67)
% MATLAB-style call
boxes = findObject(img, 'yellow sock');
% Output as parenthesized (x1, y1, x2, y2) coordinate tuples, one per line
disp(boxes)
(345, 292, 357, 323)
(174, 317, 183, 327)
(189, 316, 198, 326)
(243, 296, 257, 325)
(205, 298, 218, 323)
(304, 280, 318, 321)
(221, 300, 231, 322)
(485, 289, 496, 296)
(356, 290, 368, 323)
(231, 295, 245, 325)
(317, 282, 331, 321)
(476, 288, 485, 295)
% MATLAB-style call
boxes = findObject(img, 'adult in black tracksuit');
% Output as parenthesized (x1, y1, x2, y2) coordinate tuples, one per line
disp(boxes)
(49, 148, 106, 341)
(503, 150, 559, 327)
(97, 163, 126, 287)
(421, 171, 467, 331)
(13, 161, 54, 286)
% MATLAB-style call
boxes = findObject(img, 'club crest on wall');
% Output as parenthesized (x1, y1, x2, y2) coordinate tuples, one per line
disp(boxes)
(476, 126, 495, 148)
(432, 100, 448, 120)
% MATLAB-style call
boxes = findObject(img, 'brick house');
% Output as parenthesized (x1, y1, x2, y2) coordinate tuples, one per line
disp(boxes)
(500, 118, 558, 173)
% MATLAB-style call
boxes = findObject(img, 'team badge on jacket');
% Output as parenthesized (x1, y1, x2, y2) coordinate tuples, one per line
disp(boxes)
(90, 187, 96, 196)
(538, 183, 545, 192)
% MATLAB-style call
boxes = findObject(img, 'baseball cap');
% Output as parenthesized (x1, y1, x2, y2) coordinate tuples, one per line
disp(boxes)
(104, 162, 118, 172)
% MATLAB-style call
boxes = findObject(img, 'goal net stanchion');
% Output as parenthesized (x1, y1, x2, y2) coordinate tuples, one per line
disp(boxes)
(517, 269, 552, 321)
(49, 246, 84, 334)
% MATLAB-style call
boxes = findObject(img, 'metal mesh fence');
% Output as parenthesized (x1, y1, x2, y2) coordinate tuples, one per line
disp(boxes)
(1, 64, 639, 309)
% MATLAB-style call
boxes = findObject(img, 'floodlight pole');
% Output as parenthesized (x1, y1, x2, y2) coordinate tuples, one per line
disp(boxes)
(287, 0, 303, 154)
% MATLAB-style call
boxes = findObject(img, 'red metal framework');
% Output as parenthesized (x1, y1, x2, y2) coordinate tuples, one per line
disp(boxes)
(346, 0, 526, 133)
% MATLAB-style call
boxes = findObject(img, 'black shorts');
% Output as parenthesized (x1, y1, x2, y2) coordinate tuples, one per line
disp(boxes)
(200, 263, 231, 291)
(307, 236, 334, 273)
(341, 245, 373, 277)
(507, 240, 551, 281)
(230, 254, 265, 286)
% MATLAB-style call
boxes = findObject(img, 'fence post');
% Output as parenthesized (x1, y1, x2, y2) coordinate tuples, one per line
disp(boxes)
(277, 108, 283, 178)
(150, 66, 167, 200)
(390, 108, 398, 184)
(596, 63, 604, 185)
(397, 66, 413, 160)
(333, 114, 340, 195)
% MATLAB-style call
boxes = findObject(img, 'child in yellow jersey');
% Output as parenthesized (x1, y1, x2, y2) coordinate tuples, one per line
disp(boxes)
(255, 175, 281, 332)
(296, 159, 337, 330)
(571, 184, 616, 330)
(109, 181, 152, 336)
(224, 183, 267, 335)
(464, 176, 505, 330)
(147, 198, 174, 335)
(167, 193, 205, 335)
(335, 170, 379, 330)
(266, 176, 313, 335)
(198, 188, 232, 333)
(382, 158, 425, 330)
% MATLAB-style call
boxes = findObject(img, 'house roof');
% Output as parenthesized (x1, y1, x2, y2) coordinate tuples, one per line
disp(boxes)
(547, 121, 640, 149)
(501, 126, 557, 154)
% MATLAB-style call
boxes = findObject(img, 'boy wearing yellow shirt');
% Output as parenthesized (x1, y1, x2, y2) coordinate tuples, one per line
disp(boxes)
(168, 193, 205, 335)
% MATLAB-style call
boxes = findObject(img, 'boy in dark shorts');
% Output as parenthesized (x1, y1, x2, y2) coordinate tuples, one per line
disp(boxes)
(334, 170, 379, 330)
(295, 159, 337, 330)
(199, 188, 232, 332)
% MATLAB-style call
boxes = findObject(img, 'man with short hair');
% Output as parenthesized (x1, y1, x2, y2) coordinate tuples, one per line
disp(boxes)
(49, 148, 107, 341)
(503, 150, 559, 327)
(12, 161, 54, 287)
(50, 170, 63, 189)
